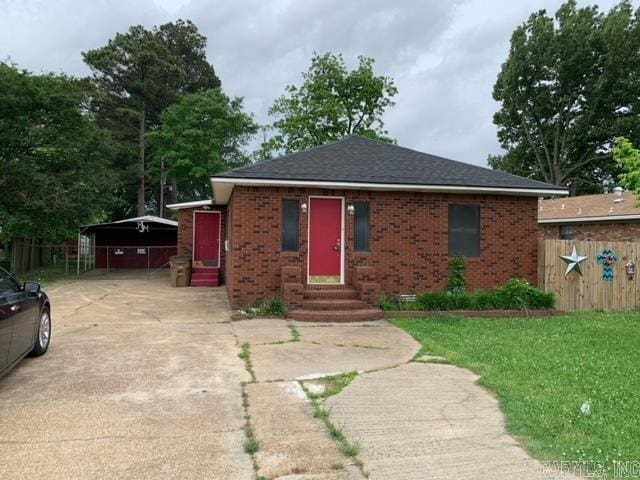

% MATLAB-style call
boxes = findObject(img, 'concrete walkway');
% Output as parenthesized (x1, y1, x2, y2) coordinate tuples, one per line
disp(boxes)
(234, 318, 420, 479)
(240, 318, 573, 480)
(325, 362, 575, 480)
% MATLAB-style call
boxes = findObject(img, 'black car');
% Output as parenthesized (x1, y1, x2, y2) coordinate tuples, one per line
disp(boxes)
(0, 267, 51, 378)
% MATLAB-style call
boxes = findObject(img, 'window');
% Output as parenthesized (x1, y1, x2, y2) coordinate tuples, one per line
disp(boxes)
(448, 205, 480, 257)
(282, 200, 299, 251)
(560, 225, 575, 240)
(354, 203, 370, 252)
(0, 269, 19, 296)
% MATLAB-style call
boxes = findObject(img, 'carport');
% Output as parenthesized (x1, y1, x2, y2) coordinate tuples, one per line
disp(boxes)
(80, 216, 178, 271)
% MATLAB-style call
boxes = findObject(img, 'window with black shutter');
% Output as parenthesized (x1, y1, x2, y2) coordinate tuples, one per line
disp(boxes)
(448, 205, 480, 257)
(354, 203, 370, 252)
(282, 200, 299, 251)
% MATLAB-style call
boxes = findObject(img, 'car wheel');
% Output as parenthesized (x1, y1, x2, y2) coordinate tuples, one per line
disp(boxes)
(29, 307, 51, 357)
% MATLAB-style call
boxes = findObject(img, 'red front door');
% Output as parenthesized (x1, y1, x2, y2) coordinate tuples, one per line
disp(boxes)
(308, 198, 342, 283)
(193, 212, 220, 267)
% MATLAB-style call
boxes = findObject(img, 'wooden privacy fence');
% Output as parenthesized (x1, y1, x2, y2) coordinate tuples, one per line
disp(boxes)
(539, 239, 640, 311)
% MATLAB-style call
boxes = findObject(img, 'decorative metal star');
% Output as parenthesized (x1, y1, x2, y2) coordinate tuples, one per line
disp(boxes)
(560, 245, 588, 277)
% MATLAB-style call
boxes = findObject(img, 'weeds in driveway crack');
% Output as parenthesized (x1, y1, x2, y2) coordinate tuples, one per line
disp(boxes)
(289, 325, 301, 342)
(261, 324, 301, 346)
(238, 342, 256, 382)
(306, 371, 358, 400)
(238, 343, 263, 477)
(299, 376, 366, 476)
(240, 383, 262, 476)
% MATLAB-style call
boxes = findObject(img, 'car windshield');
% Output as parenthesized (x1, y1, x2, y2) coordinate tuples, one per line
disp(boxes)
(0, 269, 19, 296)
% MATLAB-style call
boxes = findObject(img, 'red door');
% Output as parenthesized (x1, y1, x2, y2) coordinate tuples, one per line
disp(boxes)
(308, 198, 342, 283)
(193, 212, 220, 267)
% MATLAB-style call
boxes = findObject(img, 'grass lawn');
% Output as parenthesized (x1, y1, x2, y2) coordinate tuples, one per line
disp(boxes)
(13, 263, 74, 288)
(392, 313, 639, 477)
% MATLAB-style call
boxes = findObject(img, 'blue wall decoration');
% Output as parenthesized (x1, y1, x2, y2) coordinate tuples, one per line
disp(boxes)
(596, 250, 618, 281)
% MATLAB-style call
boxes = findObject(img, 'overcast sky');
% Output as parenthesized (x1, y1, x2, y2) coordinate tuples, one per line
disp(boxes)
(0, 0, 625, 166)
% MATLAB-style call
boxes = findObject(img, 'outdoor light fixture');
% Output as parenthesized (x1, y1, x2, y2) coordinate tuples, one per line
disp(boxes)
(301, 203, 308, 214)
(347, 204, 355, 215)
(626, 261, 636, 279)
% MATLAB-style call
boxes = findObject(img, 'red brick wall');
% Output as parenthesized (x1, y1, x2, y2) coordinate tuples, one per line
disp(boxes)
(540, 222, 640, 242)
(177, 207, 227, 278)
(225, 186, 539, 308)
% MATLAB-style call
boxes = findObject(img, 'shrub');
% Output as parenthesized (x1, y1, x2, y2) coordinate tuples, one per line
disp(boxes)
(446, 256, 466, 295)
(416, 292, 451, 310)
(258, 297, 287, 316)
(243, 297, 288, 317)
(381, 279, 555, 312)
(494, 279, 555, 310)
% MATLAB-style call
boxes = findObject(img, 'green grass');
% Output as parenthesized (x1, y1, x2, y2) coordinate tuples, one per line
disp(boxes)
(299, 379, 362, 461)
(306, 371, 358, 400)
(13, 264, 72, 288)
(238, 343, 255, 382)
(289, 325, 301, 342)
(392, 312, 640, 477)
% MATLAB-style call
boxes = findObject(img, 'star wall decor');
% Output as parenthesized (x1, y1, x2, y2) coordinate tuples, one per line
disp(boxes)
(560, 245, 588, 277)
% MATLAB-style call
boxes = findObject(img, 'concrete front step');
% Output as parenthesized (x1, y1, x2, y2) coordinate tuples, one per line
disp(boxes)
(191, 281, 219, 287)
(190, 275, 220, 287)
(301, 298, 369, 310)
(288, 308, 383, 322)
(302, 289, 359, 300)
(192, 272, 219, 280)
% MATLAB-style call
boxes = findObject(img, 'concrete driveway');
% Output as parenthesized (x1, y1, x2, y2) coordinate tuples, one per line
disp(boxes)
(0, 272, 574, 480)
(0, 273, 252, 480)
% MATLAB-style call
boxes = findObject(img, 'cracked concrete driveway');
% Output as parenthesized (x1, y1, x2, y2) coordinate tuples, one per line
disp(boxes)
(0, 273, 574, 480)
(0, 273, 252, 480)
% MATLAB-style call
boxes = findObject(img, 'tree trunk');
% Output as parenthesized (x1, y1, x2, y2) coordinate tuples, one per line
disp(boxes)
(137, 100, 146, 217)
(170, 179, 178, 204)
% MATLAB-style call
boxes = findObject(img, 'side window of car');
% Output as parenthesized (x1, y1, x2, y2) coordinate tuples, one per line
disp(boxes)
(0, 270, 20, 296)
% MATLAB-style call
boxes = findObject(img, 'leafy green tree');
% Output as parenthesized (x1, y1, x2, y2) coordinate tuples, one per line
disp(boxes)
(267, 52, 397, 154)
(147, 90, 258, 205)
(0, 63, 117, 241)
(82, 20, 220, 216)
(615, 136, 640, 202)
(490, 0, 640, 194)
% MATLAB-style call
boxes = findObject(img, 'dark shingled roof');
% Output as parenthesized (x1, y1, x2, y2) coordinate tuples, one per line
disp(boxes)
(213, 135, 564, 192)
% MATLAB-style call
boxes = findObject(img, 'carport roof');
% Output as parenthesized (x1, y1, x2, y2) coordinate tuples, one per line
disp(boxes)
(81, 216, 178, 231)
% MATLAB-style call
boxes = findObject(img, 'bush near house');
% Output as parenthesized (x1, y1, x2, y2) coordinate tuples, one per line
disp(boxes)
(242, 297, 288, 318)
(380, 279, 555, 311)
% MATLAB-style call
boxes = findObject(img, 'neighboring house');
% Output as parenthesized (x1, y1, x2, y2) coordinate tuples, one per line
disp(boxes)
(168, 136, 566, 320)
(539, 187, 640, 241)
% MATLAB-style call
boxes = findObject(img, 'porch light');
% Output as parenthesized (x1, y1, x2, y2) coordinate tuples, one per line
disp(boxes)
(301, 203, 308, 214)
(347, 204, 355, 215)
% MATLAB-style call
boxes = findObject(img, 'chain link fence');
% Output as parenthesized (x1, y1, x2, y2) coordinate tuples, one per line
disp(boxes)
(7, 239, 176, 281)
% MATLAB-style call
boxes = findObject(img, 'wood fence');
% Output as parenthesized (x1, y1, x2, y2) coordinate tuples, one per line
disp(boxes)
(539, 239, 640, 311)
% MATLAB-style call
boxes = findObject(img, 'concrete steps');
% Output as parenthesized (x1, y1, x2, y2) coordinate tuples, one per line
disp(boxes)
(288, 308, 383, 322)
(303, 289, 359, 300)
(289, 287, 382, 322)
(190, 268, 219, 287)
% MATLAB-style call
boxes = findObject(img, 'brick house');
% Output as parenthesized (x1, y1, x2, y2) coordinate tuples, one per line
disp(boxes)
(539, 188, 640, 241)
(168, 136, 566, 320)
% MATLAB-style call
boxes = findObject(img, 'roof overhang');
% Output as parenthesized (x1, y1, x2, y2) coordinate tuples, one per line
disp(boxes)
(166, 199, 215, 210)
(210, 177, 568, 205)
(539, 214, 640, 224)
(80, 216, 178, 234)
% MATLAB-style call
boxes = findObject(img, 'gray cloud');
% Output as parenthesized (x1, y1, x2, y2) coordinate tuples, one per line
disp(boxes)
(0, 0, 626, 166)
